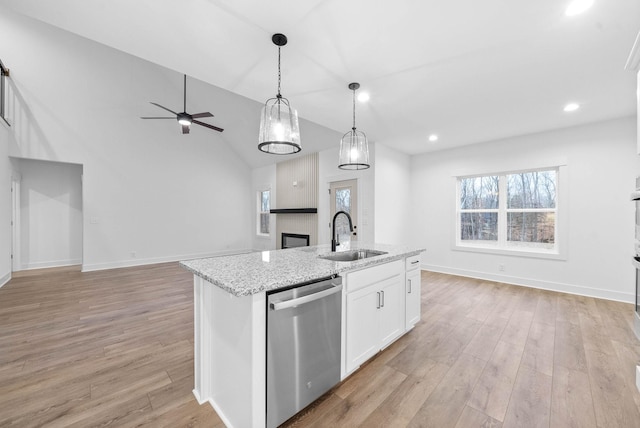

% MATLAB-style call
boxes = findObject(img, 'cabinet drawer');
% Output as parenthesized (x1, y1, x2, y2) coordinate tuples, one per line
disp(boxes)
(345, 260, 403, 293)
(405, 255, 421, 271)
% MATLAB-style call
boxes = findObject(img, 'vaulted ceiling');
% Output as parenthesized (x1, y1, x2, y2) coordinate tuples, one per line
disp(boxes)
(2, 0, 639, 163)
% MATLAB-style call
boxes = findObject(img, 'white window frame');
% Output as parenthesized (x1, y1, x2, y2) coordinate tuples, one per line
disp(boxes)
(0, 59, 10, 127)
(454, 166, 567, 260)
(257, 188, 271, 237)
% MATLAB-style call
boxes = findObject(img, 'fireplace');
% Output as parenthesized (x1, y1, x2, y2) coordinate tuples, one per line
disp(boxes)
(282, 233, 310, 249)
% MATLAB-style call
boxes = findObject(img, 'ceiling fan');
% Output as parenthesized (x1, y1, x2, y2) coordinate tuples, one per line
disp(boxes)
(141, 74, 224, 134)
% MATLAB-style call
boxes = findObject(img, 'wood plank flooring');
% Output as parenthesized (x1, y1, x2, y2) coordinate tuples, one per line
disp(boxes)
(284, 272, 640, 428)
(0, 263, 222, 427)
(1, 265, 639, 427)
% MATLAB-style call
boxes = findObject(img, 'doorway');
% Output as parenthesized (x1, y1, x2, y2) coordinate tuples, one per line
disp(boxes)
(329, 179, 358, 249)
(11, 175, 20, 272)
(10, 158, 83, 272)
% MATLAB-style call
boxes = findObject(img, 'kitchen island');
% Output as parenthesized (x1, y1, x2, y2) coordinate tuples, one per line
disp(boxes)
(181, 243, 425, 428)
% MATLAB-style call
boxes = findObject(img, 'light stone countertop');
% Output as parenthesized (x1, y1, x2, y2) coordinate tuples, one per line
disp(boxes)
(180, 242, 425, 297)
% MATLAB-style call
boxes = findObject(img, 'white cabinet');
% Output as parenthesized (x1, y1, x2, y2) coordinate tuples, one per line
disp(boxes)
(405, 254, 421, 329)
(344, 260, 404, 374)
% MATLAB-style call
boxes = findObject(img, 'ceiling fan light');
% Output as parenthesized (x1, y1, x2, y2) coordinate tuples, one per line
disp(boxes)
(258, 97, 301, 154)
(177, 111, 192, 126)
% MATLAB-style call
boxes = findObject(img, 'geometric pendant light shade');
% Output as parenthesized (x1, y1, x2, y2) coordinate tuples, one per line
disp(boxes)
(338, 82, 370, 170)
(258, 33, 301, 155)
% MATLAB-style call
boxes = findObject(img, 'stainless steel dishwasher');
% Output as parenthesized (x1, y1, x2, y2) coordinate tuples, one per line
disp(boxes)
(266, 275, 342, 428)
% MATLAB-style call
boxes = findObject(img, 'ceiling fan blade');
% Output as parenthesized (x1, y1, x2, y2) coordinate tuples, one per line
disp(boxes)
(182, 124, 190, 134)
(140, 117, 174, 119)
(193, 120, 224, 132)
(150, 102, 178, 115)
(191, 112, 214, 119)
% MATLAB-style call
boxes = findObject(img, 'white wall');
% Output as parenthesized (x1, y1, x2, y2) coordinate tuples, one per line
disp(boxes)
(318, 145, 375, 245)
(1, 9, 253, 271)
(0, 120, 11, 286)
(12, 158, 83, 270)
(251, 163, 276, 251)
(374, 143, 412, 245)
(412, 117, 639, 302)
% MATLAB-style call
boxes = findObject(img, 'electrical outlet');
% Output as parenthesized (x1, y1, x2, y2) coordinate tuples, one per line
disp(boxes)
(131, 251, 137, 258)
(498, 264, 505, 272)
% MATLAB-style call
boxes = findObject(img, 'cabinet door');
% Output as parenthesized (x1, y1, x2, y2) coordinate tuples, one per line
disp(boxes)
(378, 274, 405, 349)
(345, 285, 380, 374)
(405, 269, 421, 329)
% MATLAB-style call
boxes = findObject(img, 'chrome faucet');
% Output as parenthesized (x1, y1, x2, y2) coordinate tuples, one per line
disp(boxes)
(332, 210, 353, 252)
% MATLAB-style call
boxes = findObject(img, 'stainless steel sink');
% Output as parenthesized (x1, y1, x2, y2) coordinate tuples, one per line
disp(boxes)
(319, 249, 388, 262)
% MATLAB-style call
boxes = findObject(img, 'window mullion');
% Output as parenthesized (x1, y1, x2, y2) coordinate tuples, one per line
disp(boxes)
(498, 175, 507, 247)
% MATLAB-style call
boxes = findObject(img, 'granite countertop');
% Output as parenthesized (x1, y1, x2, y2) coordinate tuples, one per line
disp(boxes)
(180, 242, 425, 297)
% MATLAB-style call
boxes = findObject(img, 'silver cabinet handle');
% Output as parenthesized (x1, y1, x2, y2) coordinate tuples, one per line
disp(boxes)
(270, 284, 342, 311)
(381, 290, 385, 307)
(411, 260, 419, 265)
(376, 291, 381, 309)
(408, 278, 412, 294)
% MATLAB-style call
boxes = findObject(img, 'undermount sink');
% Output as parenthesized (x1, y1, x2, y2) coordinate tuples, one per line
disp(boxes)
(319, 249, 388, 262)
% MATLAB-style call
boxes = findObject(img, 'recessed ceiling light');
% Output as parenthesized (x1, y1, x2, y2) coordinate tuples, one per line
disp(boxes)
(357, 92, 370, 103)
(565, 0, 594, 16)
(428, 134, 438, 142)
(563, 102, 580, 112)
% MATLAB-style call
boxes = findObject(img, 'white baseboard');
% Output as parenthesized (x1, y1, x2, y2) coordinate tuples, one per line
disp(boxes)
(192, 389, 206, 405)
(0, 271, 11, 288)
(423, 263, 634, 304)
(20, 258, 82, 271)
(636, 366, 640, 394)
(81, 248, 254, 272)
(209, 398, 235, 428)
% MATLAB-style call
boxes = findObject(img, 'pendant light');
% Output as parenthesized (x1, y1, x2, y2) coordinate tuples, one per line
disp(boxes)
(338, 82, 370, 170)
(258, 33, 301, 155)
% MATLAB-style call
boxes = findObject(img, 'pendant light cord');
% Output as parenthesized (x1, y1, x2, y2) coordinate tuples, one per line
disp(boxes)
(352, 88, 356, 131)
(277, 46, 282, 98)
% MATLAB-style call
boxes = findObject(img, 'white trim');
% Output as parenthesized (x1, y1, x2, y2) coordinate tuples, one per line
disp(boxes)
(81, 248, 254, 272)
(0, 271, 11, 288)
(20, 258, 82, 271)
(423, 263, 634, 303)
(207, 398, 235, 428)
(636, 366, 640, 394)
(452, 244, 566, 260)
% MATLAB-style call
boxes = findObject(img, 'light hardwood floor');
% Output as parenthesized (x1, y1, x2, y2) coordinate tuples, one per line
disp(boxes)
(1, 265, 640, 427)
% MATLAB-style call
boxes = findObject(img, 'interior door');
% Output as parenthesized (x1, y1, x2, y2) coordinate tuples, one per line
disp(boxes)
(329, 179, 358, 249)
(11, 176, 20, 271)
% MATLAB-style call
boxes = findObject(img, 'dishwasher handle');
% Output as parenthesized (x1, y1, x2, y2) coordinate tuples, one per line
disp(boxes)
(270, 283, 343, 311)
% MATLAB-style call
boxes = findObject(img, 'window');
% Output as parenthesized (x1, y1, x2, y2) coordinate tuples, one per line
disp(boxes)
(257, 190, 270, 236)
(457, 168, 558, 254)
(0, 59, 9, 126)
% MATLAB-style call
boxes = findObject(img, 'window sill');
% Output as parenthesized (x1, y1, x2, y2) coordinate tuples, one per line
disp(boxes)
(453, 243, 566, 261)
(256, 234, 270, 239)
